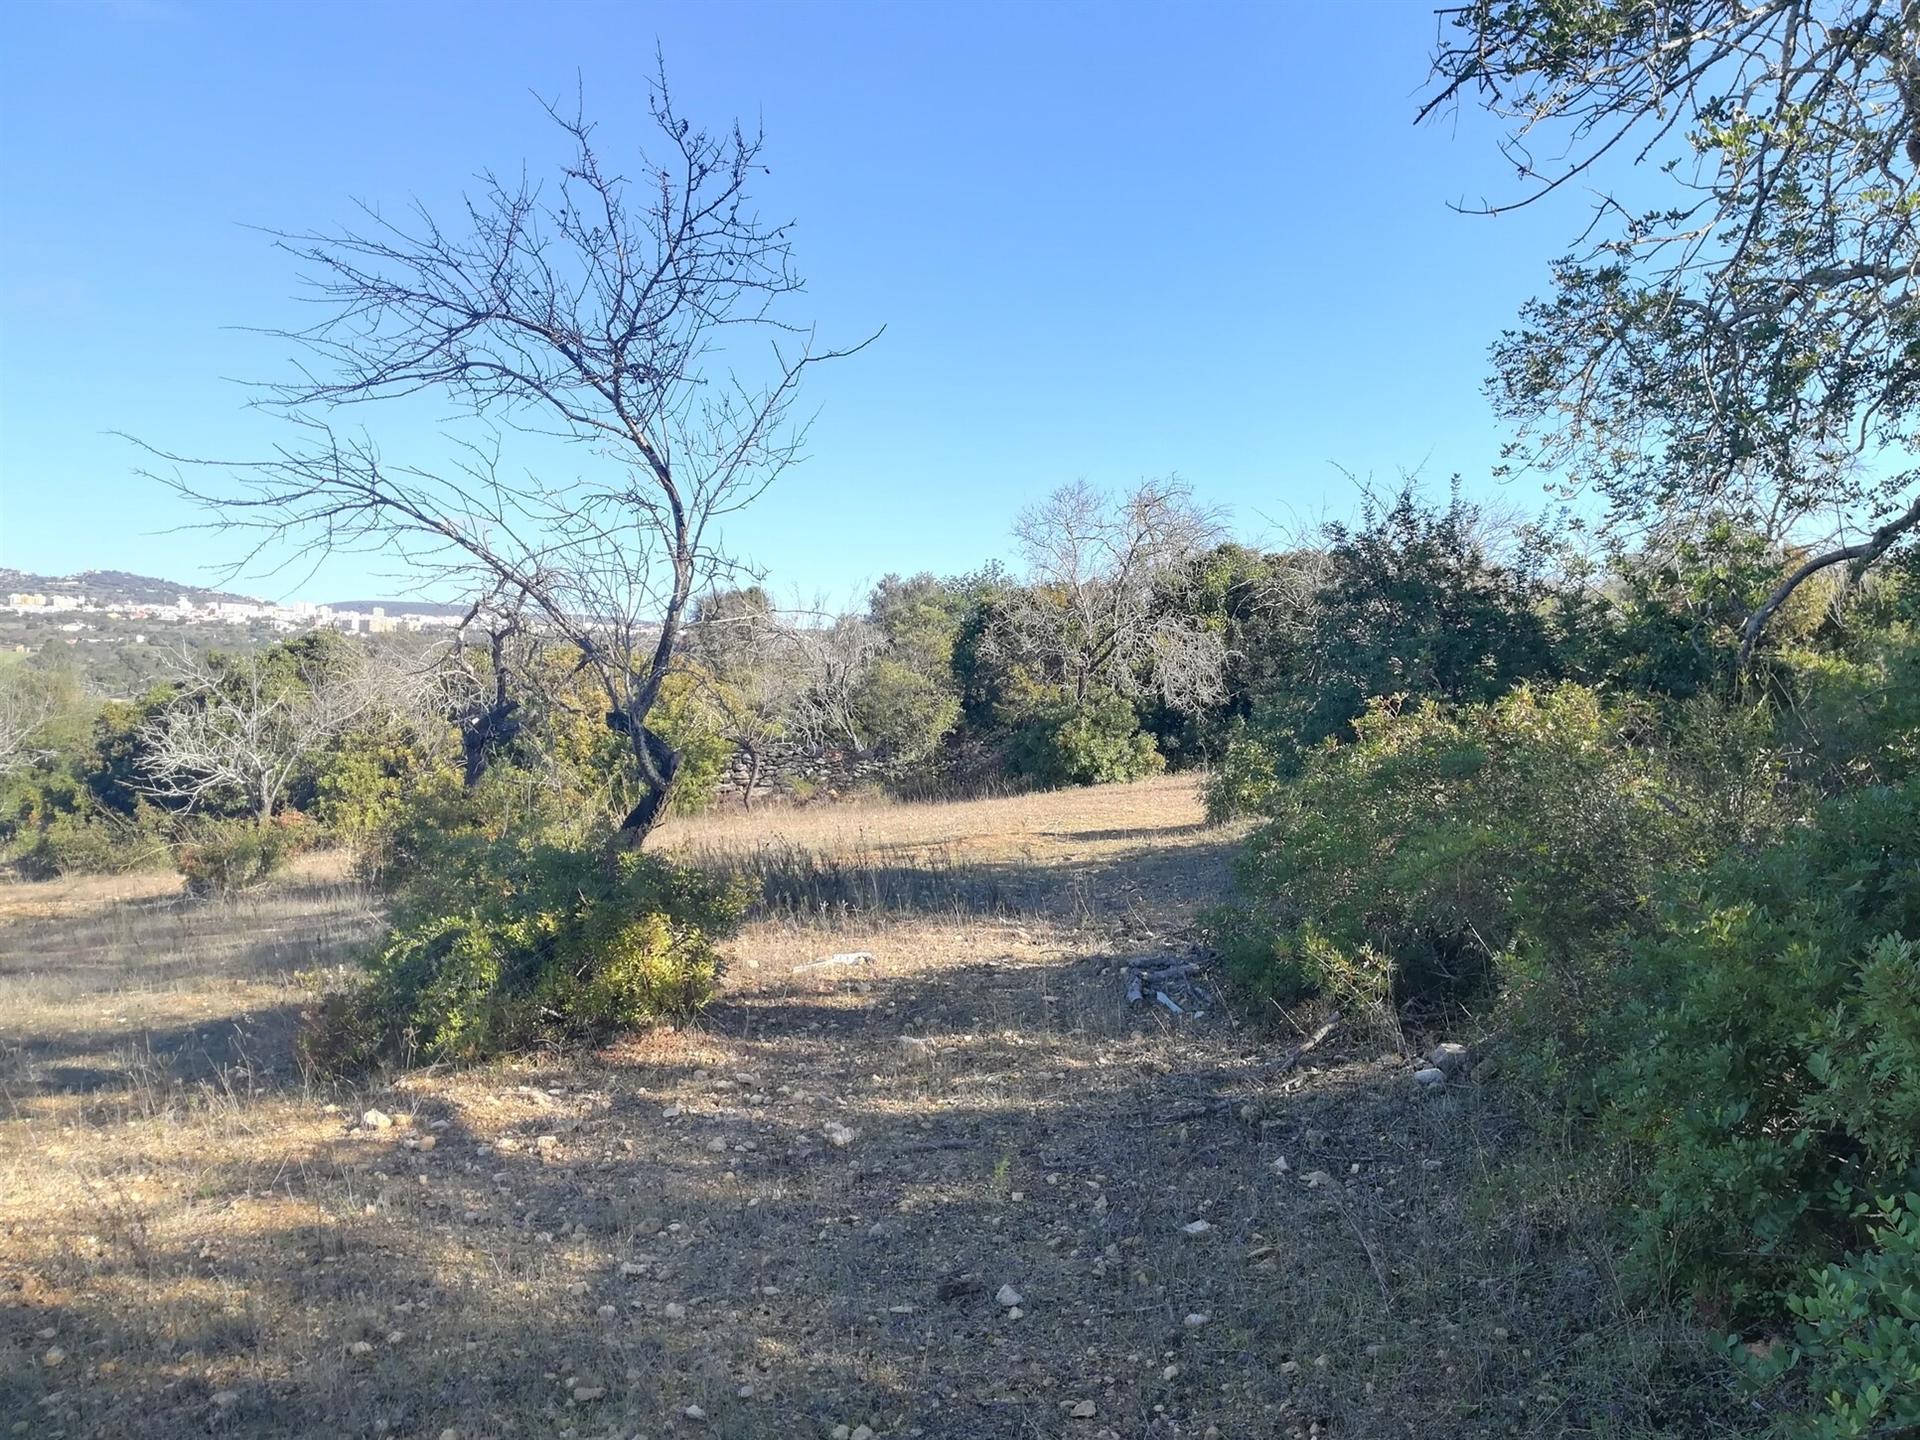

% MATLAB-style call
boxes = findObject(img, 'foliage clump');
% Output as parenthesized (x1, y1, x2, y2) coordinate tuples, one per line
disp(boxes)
(306, 835, 752, 1070)
(1209, 684, 1692, 1018)
(175, 815, 311, 896)
(1007, 693, 1166, 788)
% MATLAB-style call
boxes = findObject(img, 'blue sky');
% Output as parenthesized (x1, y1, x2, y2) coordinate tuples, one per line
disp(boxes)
(0, 0, 1588, 605)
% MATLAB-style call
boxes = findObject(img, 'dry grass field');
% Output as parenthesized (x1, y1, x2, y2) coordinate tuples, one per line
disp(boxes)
(1, 777, 1740, 1439)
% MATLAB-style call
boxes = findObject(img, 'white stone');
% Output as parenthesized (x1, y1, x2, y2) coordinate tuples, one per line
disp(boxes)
(1413, 1067, 1447, 1087)
(995, 1283, 1023, 1308)
(362, 1109, 392, 1130)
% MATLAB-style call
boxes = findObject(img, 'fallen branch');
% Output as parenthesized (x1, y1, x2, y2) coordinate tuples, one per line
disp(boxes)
(1253, 1012, 1343, 1078)
(1137, 961, 1209, 985)
(792, 951, 874, 974)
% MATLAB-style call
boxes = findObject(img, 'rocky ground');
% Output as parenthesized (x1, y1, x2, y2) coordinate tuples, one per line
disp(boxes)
(0, 779, 1744, 1439)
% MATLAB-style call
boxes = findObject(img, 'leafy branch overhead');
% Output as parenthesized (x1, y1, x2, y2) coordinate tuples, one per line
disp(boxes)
(1423, 0, 1920, 656)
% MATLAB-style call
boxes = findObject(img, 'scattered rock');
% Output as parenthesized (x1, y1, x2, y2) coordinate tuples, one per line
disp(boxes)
(1181, 1219, 1214, 1235)
(1413, 1067, 1447, 1087)
(1301, 1170, 1336, 1188)
(210, 1391, 239, 1410)
(41, 1346, 65, 1368)
(1429, 1041, 1470, 1074)
(534, 1134, 560, 1151)
(1184, 1312, 1211, 1328)
(347, 1340, 373, 1356)
(1270, 1155, 1290, 1174)
(619, 1261, 647, 1277)
(822, 1121, 856, 1149)
(570, 1383, 606, 1403)
(362, 1109, 393, 1130)
(995, 1283, 1024, 1308)
(683, 1403, 707, 1421)
(663, 1302, 687, 1320)
(1070, 1400, 1097, 1418)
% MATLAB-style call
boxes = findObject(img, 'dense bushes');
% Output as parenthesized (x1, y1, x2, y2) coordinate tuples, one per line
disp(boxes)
(1207, 603, 1920, 1431)
(1007, 693, 1166, 788)
(1208, 685, 1696, 1018)
(174, 816, 311, 896)
(1606, 781, 1919, 1309)
(306, 836, 751, 1069)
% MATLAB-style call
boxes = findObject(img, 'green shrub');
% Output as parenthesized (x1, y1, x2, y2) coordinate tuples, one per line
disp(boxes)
(1007, 693, 1165, 788)
(1754, 1192, 1920, 1440)
(1203, 714, 1299, 822)
(10, 803, 168, 879)
(174, 817, 304, 896)
(1212, 685, 1700, 1018)
(1602, 779, 1920, 1321)
(334, 838, 753, 1066)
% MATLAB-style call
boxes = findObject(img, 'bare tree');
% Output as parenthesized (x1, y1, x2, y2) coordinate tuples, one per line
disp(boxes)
(139, 648, 371, 826)
(786, 615, 885, 754)
(685, 588, 803, 807)
(0, 671, 61, 780)
(143, 76, 870, 845)
(989, 478, 1229, 708)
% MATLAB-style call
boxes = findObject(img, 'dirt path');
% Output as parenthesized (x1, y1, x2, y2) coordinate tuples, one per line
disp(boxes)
(1, 782, 1654, 1439)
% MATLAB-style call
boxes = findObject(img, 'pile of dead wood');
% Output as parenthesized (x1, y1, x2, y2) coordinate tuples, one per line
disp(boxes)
(1122, 953, 1214, 1015)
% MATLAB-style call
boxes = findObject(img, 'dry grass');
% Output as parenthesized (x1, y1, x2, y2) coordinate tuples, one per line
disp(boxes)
(655, 774, 1232, 923)
(0, 777, 1744, 1439)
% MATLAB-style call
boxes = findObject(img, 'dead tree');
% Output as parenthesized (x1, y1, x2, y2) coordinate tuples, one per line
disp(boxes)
(0, 670, 60, 780)
(141, 76, 870, 845)
(429, 593, 538, 787)
(989, 478, 1229, 709)
(139, 648, 369, 826)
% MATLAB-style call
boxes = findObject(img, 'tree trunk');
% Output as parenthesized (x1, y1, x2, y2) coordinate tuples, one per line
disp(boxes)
(614, 721, 682, 846)
(741, 743, 761, 811)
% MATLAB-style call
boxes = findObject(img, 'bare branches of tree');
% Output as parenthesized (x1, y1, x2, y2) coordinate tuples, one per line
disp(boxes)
(990, 478, 1229, 709)
(138, 648, 371, 825)
(141, 75, 870, 843)
(0, 671, 61, 780)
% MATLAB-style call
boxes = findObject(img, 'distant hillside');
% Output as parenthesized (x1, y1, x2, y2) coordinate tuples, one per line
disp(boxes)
(0, 568, 257, 607)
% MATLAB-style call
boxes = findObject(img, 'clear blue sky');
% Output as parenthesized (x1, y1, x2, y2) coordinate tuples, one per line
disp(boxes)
(0, 0, 1586, 605)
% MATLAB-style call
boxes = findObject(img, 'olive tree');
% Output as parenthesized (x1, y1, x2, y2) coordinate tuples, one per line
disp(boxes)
(1422, 0, 1920, 660)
